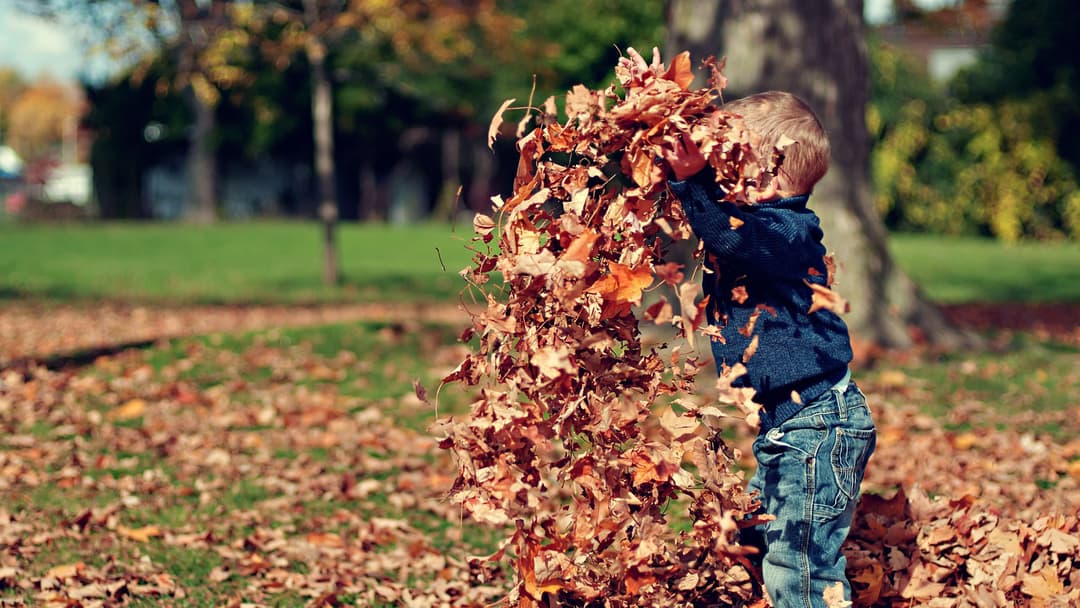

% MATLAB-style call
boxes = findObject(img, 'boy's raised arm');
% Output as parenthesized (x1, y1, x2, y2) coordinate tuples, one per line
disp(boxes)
(663, 131, 809, 268)
(672, 177, 812, 270)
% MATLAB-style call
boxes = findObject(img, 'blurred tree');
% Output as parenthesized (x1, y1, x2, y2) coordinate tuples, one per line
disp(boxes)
(0, 68, 28, 143)
(82, 58, 190, 218)
(951, 0, 1080, 172)
(18, 0, 237, 222)
(869, 41, 1080, 241)
(667, 0, 970, 349)
(497, 0, 665, 94)
(228, 0, 525, 282)
(6, 79, 83, 162)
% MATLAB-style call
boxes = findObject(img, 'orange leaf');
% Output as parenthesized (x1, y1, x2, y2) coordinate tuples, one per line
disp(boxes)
(628, 144, 664, 189)
(731, 285, 749, 304)
(109, 398, 145, 421)
(663, 51, 694, 89)
(305, 532, 345, 548)
(46, 562, 84, 579)
(117, 525, 162, 543)
(806, 281, 849, 315)
(561, 229, 599, 263)
(625, 570, 657, 595)
(590, 262, 653, 305)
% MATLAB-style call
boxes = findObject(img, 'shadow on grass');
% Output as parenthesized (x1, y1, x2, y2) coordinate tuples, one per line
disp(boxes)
(0, 285, 86, 303)
(4, 340, 158, 376)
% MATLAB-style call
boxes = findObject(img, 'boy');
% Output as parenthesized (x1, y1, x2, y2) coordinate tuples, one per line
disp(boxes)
(663, 91, 877, 607)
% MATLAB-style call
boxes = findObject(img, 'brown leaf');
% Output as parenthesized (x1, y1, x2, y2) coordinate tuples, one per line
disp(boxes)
(412, 379, 430, 405)
(488, 98, 516, 150)
(806, 281, 850, 315)
(117, 525, 162, 543)
(659, 407, 699, 440)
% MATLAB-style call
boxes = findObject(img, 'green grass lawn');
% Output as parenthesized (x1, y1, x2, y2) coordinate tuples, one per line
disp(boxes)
(1, 222, 1078, 305)
(0, 221, 477, 304)
(889, 233, 1080, 303)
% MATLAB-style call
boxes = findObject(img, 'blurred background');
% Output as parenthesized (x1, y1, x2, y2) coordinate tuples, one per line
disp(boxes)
(0, 0, 1077, 331)
(2, 0, 1075, 234)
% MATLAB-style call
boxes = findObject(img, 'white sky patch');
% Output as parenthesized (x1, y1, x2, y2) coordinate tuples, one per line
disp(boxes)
(0, 4, 87, 82)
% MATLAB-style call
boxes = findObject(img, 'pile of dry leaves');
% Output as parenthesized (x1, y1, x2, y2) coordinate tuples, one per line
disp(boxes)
(436, 50, 789, 606)
(437, 49, 1080, 606)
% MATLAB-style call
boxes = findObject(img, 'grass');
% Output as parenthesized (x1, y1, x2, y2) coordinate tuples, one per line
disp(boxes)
(889, 233, 1080, 303)
(2, 321, 499, 605)
(0, 221, 477, 304)
(1, 222, 1079, 305)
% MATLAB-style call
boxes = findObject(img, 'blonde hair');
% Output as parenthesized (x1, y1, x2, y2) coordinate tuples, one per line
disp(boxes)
(722, 91, 830, 194)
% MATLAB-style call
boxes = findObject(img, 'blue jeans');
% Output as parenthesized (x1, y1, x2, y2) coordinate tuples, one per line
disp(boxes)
(743, 381, 876, 607)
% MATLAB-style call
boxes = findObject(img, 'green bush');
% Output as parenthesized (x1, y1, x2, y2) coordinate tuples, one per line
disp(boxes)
(869, 42, 1080, 241)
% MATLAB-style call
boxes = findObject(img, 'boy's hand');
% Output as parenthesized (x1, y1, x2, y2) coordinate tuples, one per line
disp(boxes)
(662, 131, 707, 181)
(626, 46, 663, 77)
(618, 46, 665, 88)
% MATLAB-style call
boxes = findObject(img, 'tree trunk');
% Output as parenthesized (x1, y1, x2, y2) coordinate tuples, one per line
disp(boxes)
(432, 127, 462, 221)
(359, 157, 379, 221)
(304, 0, 339, 285)
(185, 85, 218, 223)
(468, 136, 496, 213)
(666, 0, 973, 349)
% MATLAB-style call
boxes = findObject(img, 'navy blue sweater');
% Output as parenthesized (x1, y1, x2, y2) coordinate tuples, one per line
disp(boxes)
(669, 174, 853, 432)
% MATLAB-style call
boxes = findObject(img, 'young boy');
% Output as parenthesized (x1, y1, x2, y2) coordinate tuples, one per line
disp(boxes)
(663, 91, 877, 607)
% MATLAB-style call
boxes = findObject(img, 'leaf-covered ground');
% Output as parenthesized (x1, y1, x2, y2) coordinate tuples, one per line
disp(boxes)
(1, 303, 1079, 605)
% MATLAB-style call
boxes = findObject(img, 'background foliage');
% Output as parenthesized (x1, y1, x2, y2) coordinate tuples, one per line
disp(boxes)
(869, 0, 1080, 241)
(5, 0, 1078, 241)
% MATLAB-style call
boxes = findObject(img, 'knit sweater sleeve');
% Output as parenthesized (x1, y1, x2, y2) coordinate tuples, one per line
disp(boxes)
(669, 175, 802, 267)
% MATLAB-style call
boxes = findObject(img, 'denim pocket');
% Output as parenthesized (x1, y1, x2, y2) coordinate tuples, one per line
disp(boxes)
(830, 427, 875, 504)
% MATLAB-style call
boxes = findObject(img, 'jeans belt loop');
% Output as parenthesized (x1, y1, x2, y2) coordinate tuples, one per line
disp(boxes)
(833, 368, 851, 420)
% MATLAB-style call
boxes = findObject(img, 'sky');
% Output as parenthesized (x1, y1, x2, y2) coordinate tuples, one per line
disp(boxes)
(0, 2, 92, 82)
(0, 0, 946, 84)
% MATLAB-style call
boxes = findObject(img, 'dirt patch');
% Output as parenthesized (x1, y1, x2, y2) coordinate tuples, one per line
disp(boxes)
(0, 300, 470, 367)
(941, 302, 1080, 345)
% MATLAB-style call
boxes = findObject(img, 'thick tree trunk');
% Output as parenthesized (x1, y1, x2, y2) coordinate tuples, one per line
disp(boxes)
(185, 85, 218, 223)
(666, 0, 973, 349)
(304, 0, 339, 285)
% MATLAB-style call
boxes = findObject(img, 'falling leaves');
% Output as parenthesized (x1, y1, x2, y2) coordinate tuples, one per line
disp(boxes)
(441, 46, 1080, 606)
(441, 48, 789, 606)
